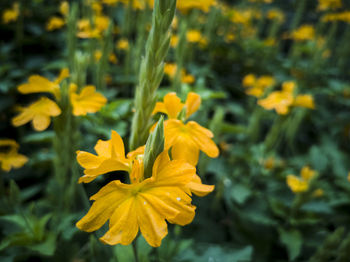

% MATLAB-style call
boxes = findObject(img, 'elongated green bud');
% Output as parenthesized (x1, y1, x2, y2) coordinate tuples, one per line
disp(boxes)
(143, 117, 164, 179)
(129, 0, 177, 150)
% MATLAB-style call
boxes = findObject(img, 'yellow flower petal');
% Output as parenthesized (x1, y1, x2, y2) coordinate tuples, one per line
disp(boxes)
(32, 114, 51, 131)
(185, 92, 201, 118)
(70, 85, 107, 116)
(187, 174, 215, 197)
(294, 95, 315, 109)
(18, 75, 60, 99)
(0, 149, 28, 172)
(287, 175, 309, 193)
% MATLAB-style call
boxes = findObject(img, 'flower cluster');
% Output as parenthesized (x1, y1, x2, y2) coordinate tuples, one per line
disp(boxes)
(0, 139, 28, 172)
(46, 1, 68, 31)
(76, 92, 218, 247)
(164, 63, 195, 84)
(242, 74, 276, 98)
(12, 69, 107, 131)
(287, 166, 323, 197)
(2, 2, 19, 24)
(258, 81, 315, 115)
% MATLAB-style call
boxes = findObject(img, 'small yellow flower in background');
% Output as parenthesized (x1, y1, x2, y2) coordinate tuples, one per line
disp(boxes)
(76, 130, 143, 183)
(258, 81, 315, 114)
(243, 74, 276, 98)
(116, 38, 129, 50)
(76, 130, 214, 247)
(0, 139, 28, 172)
(317, 0, 342, 11)
(224, 32, 235, 43)
(2, 3, 19, 24)
(312, 188, 324, 198)
(290, 25, 315, 42)
(258, 81, 295, 115)
(17, 68, 69, 100)
(322, 11, 350, 23)
(186, 30, 208, 46)
(109, 53, 118, 64)
(177, 0, 216, 13)
(94, 50, 103, 61)
(60, 1, 69, 17)
(170, 35, 179, 47)
(69, 84, 107, 116)
(77, 13, 110, 39)
(287, 166, 316, 194)
(46, 16, 65, 31)
(153, 92, 219, 166)
(267, 9, 285, 23)
(12, 97, 61, 131)
(164, 63, 196, 84)
(249, 0, 273, 3)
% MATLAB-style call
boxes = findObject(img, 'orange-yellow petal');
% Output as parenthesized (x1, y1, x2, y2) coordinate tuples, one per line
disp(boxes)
(32, 114, 51, 131)
(185, 92, 201, 118)
(17, 75, 60, 99)
(187, 174, 214, 197)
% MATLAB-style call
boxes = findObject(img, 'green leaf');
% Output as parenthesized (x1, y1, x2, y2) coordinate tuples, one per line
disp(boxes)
(278, 228, 302, 261)
(231, 184, 251, 205)
(113, 244, 135, 262)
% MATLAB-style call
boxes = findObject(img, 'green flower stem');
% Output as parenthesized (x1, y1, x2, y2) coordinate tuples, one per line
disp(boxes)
(129, 0, 177, 150)
(172, 21, 187, 93)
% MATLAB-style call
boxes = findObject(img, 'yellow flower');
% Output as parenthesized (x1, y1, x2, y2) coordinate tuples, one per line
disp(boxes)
(0, 145, 28, 172)
(153, 92, 219, 165)
(76, 131, 141, 183)
(177, 0, 216, 13)
(12, 97, 61, 131)
(267, 9, 285, 23)
(109, 53, 118, 64)
(287, 166, 316, 193)
(77, 151, 198, 247)
(317, 0, 342, 11)
(116, 38, 129, 50)
(258, 83, 294, 115)
(186, 30, 204, 43)
(287, 175, 309, 193)
(243, 74, 275, 98)
(312, 189, 324, 198)
(46, 16, 65, 31)
(291, 25, 315, 42)
(17, 68, 69, 100)
(163, 63, 195, 84)
(94, 50, 103, 61)
(243, 74, 256, 87)
(60, 1, 69, 16)
(293, 95, 315, 109)
(164, 63, 178, 79)
(152, 92, 200, 120)
(69, 84, 107, 116)
(2, 3, 19, 24)
(0, 139, 28, 172)
(170, 35, 179, 47)
(322, 11, 350, 23)
(181, 74, 195, 84)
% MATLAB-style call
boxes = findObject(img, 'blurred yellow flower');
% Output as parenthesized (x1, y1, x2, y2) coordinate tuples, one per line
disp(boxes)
(267, 9, 285, 23)
(293, 95, 315, 109)
(243, 74, 275, 98)
(116, 38, 129, 50)
(0, 139, 28, 172)
(76, 150, 202, 247)
(287, 166, 316, 194)
(322, 11, 350, 23)
(17, 68, 69, 100)
(109, 53, 118, 64)
(94, 50, 103, 61)
(170, 35, 179, 47)
(177, 0, 216, 13)
(2, 3, 19, 24)
(69, 84, 107, 116)
(291, 25, 315, 41)
(164, 63, 196, 84)
(317, 0, 342, 11)
(12, 97, 61, 131)
(60, 1, 69, 16)
(46, 16, 65, 31)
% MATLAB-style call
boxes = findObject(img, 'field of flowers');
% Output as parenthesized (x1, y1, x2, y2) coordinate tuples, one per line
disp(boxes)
(1, 0, 350, 261)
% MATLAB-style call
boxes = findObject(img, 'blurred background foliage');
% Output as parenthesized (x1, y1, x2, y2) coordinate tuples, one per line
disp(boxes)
(1, 0, 350, 261)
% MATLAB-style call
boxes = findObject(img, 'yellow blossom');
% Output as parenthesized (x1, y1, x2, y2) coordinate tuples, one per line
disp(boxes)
(312, 189, 324, 198)
(76, 130, 142, 183)
(60, 1, 69, 16)
(287, 166, 317, 194)
(187, 30, 205, 44)
(94, 50, 103, 61)
(322, 11, 350, 23)
(293, 95, 315, 109)
(153, 92, 219, 165)
(109, 53, 118, 64)
(317, 0, 342, 11)
(116, 38, 129, 50)
(243, 74, 275, 98)
(177, 0, 216, 13)
(170, 35, 179, 47)
(287, 175, 309, 193)
(12, 97, 61, 131)
(2, 3, 19, 24)
(76, 131, 214, 247)
(182, 74, 195, 84)
(69, 84, 107, 116)
(46, 16, 65, 31)
(291, 25, 315, 42)
(0, 144, 28, 172)
(17, 68, 69, 100)
(164, 63, 195, 84)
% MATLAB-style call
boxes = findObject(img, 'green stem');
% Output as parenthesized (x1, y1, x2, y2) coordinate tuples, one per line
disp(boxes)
(132, 241, 139, 262)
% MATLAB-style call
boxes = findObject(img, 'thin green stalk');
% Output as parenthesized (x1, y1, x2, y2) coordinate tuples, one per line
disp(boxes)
(129, 0, 177, 150)
(132, 241, 140, 262)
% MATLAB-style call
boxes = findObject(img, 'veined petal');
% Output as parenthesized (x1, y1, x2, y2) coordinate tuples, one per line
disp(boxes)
(171, 139, 200, 166)
(76, 150, 105, 169)
(76, 182, 130, 232)
(100, 197, 138, 246)
(185, 92, 201, 119)
(137, 195, 168, 247)
(163, 92, 184, 119)
(139, 193, 179, 220)
(187, 121, 219, 158)
(79, 159, 130, 183)
(164, 119, 184, 149)
(187, 174, 215, 197)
